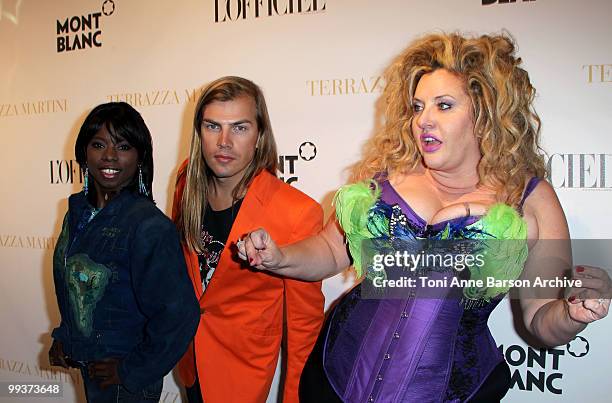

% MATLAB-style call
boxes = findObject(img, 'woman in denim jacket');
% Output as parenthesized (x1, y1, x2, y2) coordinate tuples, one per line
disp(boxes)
(49, 102, 200, 402)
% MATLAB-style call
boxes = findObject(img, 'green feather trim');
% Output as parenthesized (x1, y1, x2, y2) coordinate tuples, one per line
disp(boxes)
(334, 181, 381, 277)
(464, 203, 528, 301)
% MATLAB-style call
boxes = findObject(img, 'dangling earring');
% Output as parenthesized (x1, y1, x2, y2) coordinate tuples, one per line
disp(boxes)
(83, 167, 89, 196)
(138, 165, 149, 196)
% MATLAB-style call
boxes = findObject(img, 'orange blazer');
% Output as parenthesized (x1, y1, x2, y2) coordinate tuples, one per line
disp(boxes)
(172, 162, 324, 403)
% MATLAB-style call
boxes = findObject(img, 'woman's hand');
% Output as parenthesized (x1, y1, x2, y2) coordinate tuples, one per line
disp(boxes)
(48, 340, 68, 368)
(237, 228, 285, 271)
(88, 358, 121, 389)
(566, 265, 611, 324)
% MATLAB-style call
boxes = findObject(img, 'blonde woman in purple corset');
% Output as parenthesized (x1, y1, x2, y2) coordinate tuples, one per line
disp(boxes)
(238, 32, 610, 402)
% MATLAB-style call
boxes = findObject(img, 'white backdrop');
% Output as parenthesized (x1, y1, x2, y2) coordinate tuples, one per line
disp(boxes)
(1, 0, 611, 402)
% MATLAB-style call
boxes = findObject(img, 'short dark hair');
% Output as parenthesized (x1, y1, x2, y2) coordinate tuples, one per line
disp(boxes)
(75, 102, 154, 200)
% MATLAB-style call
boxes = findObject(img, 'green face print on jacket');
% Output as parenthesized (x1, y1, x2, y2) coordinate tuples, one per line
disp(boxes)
(66, 254, 111, 337)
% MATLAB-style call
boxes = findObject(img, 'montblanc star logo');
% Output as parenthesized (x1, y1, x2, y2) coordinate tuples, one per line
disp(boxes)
(566, 335, 589, 358)
(102, 0, 115, 16)
(299, 141, 317, 161)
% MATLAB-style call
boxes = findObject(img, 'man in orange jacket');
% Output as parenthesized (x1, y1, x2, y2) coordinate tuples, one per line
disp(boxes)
(172, 76, 324, 403)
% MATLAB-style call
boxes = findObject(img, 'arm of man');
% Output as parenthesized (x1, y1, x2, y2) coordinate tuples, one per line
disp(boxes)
(282, 202, 325, 403)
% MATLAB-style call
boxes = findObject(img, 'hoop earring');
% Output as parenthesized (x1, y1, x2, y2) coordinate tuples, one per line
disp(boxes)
(83, 167, 89, 196)
(138, 165, 149, 196)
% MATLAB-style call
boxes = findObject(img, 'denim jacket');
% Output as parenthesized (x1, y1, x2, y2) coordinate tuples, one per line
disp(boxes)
(52, 190, 199, 392)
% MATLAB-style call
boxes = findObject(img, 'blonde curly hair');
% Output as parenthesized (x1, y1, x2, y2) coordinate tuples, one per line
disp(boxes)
(354, 32, 547, 207)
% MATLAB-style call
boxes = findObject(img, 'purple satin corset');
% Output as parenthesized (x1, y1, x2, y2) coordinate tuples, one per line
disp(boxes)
(323, 178, 540, 402)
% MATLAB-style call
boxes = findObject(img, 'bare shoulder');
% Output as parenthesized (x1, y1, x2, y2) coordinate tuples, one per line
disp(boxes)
(522, 179, 569, 240)
(523, 180, 561, 215)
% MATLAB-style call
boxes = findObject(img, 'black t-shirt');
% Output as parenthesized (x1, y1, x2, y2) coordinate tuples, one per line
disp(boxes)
(197, 199, 243, 292)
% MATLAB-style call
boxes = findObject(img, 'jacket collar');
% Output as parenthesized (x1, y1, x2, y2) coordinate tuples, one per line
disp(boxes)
(68, 189, 138, 223)
(223, 169, 279, 243)
(243, 169, 277, 207)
